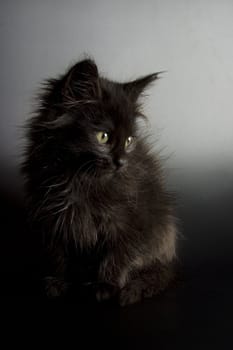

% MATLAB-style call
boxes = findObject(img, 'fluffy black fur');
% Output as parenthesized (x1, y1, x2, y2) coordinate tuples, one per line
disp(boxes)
(22, 58, 178, 305)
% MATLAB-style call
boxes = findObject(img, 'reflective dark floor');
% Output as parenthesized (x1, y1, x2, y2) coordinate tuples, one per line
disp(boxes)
(1, 165, 233, 346)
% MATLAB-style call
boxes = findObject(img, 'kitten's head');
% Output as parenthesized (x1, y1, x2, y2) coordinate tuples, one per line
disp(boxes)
(39, 59, 160, 178)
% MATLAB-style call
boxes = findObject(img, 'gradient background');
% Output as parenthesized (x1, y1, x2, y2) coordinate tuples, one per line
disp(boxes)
(1, 0, 233, 344)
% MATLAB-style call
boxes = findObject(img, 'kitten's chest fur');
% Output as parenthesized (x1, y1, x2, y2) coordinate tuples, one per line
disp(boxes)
(70, 171, 140, 249)
(64, 174, 140, 282)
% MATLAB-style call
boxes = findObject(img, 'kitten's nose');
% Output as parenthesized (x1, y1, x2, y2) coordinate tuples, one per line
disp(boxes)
(114, 157, 126, 169)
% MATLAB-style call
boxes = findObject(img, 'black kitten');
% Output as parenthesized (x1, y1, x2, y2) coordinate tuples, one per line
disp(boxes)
(22, 59, 178, 305)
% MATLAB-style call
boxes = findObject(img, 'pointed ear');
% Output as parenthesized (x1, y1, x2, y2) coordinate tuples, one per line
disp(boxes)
(62, 59, 101, 104)
(123, 72, 163, 101)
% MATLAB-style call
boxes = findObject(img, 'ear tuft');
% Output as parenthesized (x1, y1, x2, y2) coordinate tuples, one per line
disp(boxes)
(62, 59, 100, 104)
(123, 71, 165, 100)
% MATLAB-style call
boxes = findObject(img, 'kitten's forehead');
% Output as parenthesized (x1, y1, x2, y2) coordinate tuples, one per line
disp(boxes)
(100, 79, 135, 129)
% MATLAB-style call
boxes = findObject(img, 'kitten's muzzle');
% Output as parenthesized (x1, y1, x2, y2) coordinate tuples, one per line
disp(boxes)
(114, 157, 127, 169)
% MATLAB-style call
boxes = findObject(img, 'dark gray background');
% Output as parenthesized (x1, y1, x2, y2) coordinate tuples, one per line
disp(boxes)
(1, 0, 233, 344)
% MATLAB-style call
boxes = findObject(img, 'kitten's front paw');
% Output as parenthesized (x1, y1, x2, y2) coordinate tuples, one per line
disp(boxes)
(96, 284, 117, 302)
(118, 281, 143, 306)
(44, 276, 69, 298)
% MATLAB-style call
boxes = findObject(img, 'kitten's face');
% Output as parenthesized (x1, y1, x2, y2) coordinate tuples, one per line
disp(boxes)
(62, 87, 137, 177)
(46, 59, 159, 178)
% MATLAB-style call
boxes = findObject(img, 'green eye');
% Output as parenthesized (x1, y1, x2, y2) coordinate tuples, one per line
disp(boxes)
(96, 131, 109, 144)
(125, 136, 133, 149)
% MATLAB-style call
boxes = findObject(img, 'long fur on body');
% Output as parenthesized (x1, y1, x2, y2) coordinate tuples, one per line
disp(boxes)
(22, 58, 178, 305)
